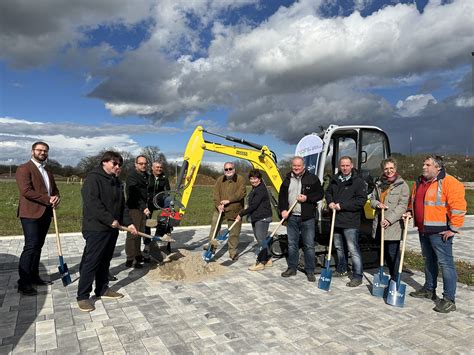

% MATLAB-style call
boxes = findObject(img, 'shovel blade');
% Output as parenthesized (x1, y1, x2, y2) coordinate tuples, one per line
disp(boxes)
(318, 262, 333, 291)
(202, 250, 214, 263)
(372, 269, 389, 298)
(215, 231, 229, 242)
(386, 279, 406, 307)
(58, 263, 72, 287)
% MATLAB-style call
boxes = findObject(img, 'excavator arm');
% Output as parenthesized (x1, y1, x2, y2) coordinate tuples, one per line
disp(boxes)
(175, 126, 282, 214)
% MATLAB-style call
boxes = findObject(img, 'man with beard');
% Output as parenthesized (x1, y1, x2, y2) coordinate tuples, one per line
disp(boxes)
(16, 141, 60, 296)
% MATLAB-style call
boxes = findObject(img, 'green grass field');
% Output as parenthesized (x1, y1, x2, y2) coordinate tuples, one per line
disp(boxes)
(1, 181, 472, 236)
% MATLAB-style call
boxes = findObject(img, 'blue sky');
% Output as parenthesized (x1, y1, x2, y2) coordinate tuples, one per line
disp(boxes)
(0, 0, 472, 166)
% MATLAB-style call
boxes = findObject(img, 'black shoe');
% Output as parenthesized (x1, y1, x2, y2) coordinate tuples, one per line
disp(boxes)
(409, 287, 438, 301)
(135, 255, 144, 263)
(133, 262, 143, 269)
(346, 278, 362, 287)
(143, 257, 151, 263)
(281, 269, 297, 277)
(125, 260, 133, 268)
(306, 273, 316, 282)
(108, 273, 118, 281)
(18, 286, 38, 296)
(333, 271, 348, 278)
(31, 278, 53, 286)
(433, 298, 456, 313)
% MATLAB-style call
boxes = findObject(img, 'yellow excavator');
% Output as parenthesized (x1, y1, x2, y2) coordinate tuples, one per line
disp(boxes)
(166, 124, 391, 268)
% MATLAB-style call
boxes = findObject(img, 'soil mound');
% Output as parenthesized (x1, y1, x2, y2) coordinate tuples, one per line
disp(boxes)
(147, 249, 227, 282)
(194, 174, 216, 185)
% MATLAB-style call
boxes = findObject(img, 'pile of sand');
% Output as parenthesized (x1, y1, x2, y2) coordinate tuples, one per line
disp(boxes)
(147, 249, 227, 282)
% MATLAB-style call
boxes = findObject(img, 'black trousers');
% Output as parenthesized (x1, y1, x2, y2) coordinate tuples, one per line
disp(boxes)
(77, 229, 118, 301)
(19, 208, 52, 287)
(385, 240, 401, 280)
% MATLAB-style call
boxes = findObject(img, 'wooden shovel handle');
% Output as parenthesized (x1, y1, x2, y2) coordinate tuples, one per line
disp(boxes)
(397, 216, 411, 274)
(326, 208, 337, 261)
(118, 225, 157, 240)
(209, 210, 224, 242)
(52, 208, 63, 257)
(380, 208, 385, 268)
(269, 199, 299, 239)
(227, 219, 240, 233)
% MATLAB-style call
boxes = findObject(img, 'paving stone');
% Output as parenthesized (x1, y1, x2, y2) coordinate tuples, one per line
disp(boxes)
(1, 221, 473, 353)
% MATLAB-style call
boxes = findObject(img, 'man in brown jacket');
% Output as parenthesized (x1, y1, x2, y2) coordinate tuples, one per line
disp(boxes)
(207, 162, 246, 260)
(16, 141, 60, 296)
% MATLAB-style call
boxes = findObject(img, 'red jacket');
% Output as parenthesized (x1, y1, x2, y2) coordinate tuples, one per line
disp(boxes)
(16, 160, 59, 219)
(408, 169, 466, 234)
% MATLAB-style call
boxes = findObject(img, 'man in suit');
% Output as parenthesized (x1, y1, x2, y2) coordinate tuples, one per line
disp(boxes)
(16, 141, 60, 296)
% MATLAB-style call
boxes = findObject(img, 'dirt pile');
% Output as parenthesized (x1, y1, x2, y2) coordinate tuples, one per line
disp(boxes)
(194, 174, 216, 185)
(147, 249, 227, 282)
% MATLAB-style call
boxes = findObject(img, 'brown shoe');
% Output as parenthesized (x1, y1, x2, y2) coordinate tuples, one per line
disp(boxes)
(99, 289, 124, 300)
(264, 259, 273, 267)
(248, 263, 265, 271)
(78, 299, 95, 312)
(230, 254, 239, 261)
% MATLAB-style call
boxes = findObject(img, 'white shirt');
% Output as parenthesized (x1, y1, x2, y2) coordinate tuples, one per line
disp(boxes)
(31, 159, 51, 196)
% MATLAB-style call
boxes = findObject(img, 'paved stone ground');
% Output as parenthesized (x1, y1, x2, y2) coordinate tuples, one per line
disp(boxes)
(0, 217, 473, 354)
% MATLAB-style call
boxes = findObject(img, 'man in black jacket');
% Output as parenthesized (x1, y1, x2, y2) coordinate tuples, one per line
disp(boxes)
(125, 155, 150, 268)
(325, 156, 367, 287)
(77, 151, 137, 312)
(278, 156, 324, 282)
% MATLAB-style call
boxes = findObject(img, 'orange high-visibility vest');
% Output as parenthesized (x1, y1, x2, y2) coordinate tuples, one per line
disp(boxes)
(409, 171, 466, 234)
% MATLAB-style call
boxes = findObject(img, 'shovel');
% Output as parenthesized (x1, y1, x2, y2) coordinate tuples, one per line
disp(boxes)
(318, 208, 336, 291)
(202, 210, 223, 262)
(255, 200, 299, 259)
(372, 207, 390, 297)
(119, 225, 175, 243)
(52, 208, 72, 287)
(215, 219, 240, 242)
(386, 216, 411, 307)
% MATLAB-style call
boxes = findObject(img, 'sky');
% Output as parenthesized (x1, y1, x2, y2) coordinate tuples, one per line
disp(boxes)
(0, 0, 473, 167)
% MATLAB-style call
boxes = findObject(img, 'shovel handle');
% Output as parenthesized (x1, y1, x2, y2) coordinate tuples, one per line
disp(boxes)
(118, 225, 158, 240)
(52, 208, 63, 257)
(269, 199, 299, 239)
(209, 210, 224, 242)
(326, 208, 337, 262)
(380, 208, 385, 268)
(397, 216, 411, 274)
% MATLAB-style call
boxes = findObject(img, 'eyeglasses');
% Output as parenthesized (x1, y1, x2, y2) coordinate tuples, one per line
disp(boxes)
(112, 161, 122, 167)
(136, 162, 148, 166)
(224, 168, 234, 171)
(34, 149, 49, 153)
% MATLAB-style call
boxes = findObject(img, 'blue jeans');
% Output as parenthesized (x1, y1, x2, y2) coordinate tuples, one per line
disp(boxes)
(252, 218, 271, 262)
(419, 233, 457, 301)
(286, 216, 315, 273)
(333, 228, 363, 280)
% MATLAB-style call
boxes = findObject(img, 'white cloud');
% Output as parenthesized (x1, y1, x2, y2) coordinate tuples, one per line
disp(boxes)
(0, 117, 181, 165)
(396, 94, 438, 118)
(455, 96, 474, 108)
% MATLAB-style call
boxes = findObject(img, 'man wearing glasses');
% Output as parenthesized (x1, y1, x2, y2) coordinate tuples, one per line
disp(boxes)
(15, 141, 60, 296)
(206, 162, 246, 260)
(125, 155, 150, 268)
(78, 151, 137, 312)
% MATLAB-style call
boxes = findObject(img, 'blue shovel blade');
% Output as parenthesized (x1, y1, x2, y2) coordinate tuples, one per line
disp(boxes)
(202, 250, 214, 262)
(318, 262, 332, 291)
(386, 280, 406, 307)
(372, 269, 389, 298)
(215, 232, 229, 242)
(58, 259, 72, 287)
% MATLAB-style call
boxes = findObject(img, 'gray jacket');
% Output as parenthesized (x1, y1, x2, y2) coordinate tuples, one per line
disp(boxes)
(370, 175, 409, 241)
